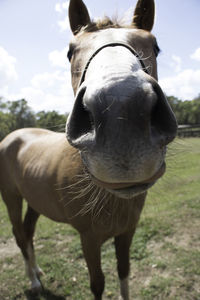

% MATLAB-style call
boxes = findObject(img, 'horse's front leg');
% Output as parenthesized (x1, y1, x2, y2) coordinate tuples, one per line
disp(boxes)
(114, 230, 135, 300)
(23, 205, 42, 293)
(80, 232, 104, 300)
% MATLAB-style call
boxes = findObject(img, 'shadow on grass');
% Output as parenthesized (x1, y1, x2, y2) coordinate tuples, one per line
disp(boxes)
(24, 288, 66, 300)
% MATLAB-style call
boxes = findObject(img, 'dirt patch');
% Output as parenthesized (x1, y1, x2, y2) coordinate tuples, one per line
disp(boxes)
(0, 238, 19, 260)
(0, 234, 75, 261)
(164, 217, 200, 250)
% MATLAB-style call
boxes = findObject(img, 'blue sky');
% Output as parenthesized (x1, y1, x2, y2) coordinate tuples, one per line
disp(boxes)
(0, 0, 200, 113)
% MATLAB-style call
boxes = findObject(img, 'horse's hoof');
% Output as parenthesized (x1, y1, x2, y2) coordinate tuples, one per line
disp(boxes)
(31, 280, 43, 294)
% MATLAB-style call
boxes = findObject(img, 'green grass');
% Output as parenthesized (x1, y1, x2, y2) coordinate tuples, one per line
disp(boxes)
(0, 138, 200, 300)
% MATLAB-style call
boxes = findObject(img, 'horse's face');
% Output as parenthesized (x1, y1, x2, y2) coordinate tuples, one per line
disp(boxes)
(66, 0, 177, 199)
(69, 28, 159, 93)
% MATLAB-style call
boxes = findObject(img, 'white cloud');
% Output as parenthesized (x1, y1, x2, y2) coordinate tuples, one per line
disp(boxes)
(55, 1, 69, 14)
(19, 70, 74, 112)
(190, 47, 200, 62)
(31, 71, 64, 89)
(58, 16, 70, 32)
(159, 68, 200, 100)
(55, 3, 62, 13)
(171, 55, 182, 73)
(49, 47, 68, 68)
(0, 46, 18, 91)
(55, 1, 70, 31)
(2, 46, 74, 113)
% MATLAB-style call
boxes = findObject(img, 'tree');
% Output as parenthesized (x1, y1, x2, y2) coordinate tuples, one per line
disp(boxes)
(0, 99, 36, 140)
(7, 99, 36, 130)
(36, 110, 67, 132)
(167, 96, 200, 125)
(0, 98, 68, 140)
(0, 111, 14, 140)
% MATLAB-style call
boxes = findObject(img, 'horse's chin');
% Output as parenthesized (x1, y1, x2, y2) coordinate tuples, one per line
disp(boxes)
(89, 162, 166, 199)
(106, 182, 154, 199)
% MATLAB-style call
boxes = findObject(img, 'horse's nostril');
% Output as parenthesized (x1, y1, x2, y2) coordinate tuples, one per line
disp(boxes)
(66, 87, 95, 146)
(150, 82, 177, 146)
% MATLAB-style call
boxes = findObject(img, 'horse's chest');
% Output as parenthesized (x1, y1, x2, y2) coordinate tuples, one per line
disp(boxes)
(90, 199, 143, 237)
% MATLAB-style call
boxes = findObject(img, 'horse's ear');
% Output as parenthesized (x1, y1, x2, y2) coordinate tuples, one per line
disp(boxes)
(132, 0, 155, 32)
(69, 0, 91, 35)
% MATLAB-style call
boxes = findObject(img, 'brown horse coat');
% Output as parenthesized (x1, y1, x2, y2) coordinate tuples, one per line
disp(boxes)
(0, 1, 177, 299)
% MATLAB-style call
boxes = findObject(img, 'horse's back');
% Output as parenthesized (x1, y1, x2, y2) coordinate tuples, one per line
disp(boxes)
(0, 128, 64, 196)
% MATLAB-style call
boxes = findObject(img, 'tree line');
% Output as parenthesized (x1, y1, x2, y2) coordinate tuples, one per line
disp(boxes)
(167, 95, 200, 125)
(0, 95, 200, 141)
(0, 98, 67, 141)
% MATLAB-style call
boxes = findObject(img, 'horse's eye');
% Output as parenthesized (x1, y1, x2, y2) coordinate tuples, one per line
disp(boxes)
(67, 48, 74, 62)
(67, 44, 77, 62)
(154, 43, 161, 57)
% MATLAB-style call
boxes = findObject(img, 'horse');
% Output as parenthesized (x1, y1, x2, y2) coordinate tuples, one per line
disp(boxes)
(0, 0, 177, 299)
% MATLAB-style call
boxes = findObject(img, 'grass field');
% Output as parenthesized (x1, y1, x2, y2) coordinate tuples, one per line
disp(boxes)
(0, 138, 200, 300)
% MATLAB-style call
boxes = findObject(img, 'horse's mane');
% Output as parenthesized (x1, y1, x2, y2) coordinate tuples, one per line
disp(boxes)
(80, 16, 135, 33)
(84, 17, 121, 31)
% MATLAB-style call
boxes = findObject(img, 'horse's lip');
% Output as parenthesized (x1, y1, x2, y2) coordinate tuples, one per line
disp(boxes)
(91, 163, 166, 190)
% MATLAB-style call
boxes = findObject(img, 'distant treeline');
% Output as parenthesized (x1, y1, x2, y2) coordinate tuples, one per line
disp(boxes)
(0, 98, 67, 141)
(167, 95, 200, 125)
(0, 95, 200, 141)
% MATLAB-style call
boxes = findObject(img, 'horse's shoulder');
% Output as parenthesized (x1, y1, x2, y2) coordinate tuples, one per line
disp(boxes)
(0, 128, 54, 158)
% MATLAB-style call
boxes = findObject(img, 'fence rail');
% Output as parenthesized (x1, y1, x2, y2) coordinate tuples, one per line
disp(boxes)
(178, 124, 200, 137)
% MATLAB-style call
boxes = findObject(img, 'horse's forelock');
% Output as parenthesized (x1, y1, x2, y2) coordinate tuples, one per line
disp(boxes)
(80, 16, 135, 33)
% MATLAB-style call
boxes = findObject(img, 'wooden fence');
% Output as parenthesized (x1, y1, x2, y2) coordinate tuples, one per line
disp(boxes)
(178, 124, 200, 137)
